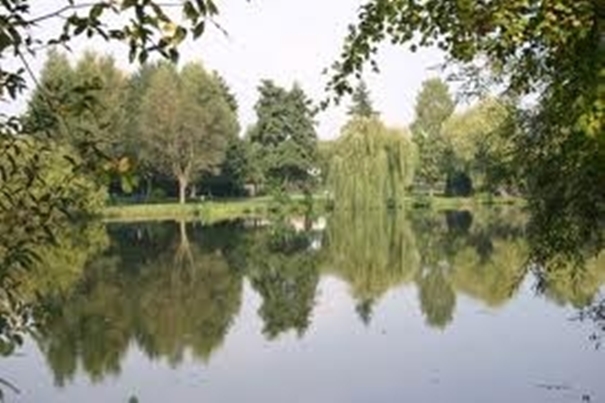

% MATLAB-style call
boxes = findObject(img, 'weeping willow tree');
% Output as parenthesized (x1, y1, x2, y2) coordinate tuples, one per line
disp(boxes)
(328, 117, 417, 210)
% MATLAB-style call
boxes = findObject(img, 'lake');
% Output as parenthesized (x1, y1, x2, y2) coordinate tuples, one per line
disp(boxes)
(1, 207, 604, 402)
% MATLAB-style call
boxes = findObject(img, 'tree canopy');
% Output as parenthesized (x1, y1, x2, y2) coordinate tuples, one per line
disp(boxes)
(441, 98, 518, 194)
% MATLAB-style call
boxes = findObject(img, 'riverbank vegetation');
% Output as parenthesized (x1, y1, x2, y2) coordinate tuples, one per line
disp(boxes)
(16, 48, 526, 221)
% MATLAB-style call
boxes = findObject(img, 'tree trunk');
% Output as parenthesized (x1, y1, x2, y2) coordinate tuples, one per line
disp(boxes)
(178, 176, 188, 204)
(145, 176, 152, 202)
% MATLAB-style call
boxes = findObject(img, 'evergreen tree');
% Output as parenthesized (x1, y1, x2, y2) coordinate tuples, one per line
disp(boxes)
(70, 52, 129, 160)
(347, 80, 376, 118)
(249, 80, 318, 190)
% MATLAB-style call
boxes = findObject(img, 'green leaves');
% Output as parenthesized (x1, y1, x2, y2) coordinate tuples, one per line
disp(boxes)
(328, 0, 599, 100)
(193, 21, 205, 39)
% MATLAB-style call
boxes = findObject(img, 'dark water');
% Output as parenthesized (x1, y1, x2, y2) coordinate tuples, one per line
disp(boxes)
(1, 208, 604, 402)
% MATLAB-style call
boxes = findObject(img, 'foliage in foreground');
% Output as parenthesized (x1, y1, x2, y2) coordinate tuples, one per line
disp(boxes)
(0, 138, 105, 282)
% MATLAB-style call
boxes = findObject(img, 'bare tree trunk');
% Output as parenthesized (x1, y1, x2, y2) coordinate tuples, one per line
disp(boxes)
(178, 175, 188, 204)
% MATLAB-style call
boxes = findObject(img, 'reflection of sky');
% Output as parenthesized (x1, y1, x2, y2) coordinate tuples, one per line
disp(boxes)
(2, 278, 604, 402)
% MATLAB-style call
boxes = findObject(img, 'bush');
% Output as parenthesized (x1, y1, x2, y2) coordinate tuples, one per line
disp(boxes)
(445, 171, 473, 197)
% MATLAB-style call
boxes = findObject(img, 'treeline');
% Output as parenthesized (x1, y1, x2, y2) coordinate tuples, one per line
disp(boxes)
(22, 50, 520, 209)
(23, 50, 319, 204)
(324, 78, 519, 209)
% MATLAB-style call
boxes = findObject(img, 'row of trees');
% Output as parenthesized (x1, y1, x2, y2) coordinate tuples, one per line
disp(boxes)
(24, 50, 320, 204)
(25, 50, 519, 209)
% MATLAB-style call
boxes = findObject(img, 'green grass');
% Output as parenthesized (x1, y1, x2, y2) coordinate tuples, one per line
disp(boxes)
(405, 194, 525, 210)
(102, 196, 324, 223)
(103, 199, 266, 223)
(102, 194, 524, 223)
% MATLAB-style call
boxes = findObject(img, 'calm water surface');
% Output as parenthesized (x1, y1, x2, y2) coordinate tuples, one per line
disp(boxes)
(1, 208, 604, 402)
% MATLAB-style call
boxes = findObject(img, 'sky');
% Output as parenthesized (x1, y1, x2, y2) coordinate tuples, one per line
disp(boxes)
(8, 0, 446, 140)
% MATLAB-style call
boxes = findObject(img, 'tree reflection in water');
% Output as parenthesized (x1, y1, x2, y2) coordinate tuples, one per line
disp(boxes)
(247, 220, 320, 339)
(322, 208, 419, 325)
(3, 207, 604, 386)
(34, 220, 243, 386)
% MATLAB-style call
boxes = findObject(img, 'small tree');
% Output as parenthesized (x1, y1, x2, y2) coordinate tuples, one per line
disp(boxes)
(347, 80, 377, 118)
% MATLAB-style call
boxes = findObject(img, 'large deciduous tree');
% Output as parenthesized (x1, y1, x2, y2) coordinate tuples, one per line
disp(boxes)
(249, 80, 318, 191)
(138, 62, 236, 204)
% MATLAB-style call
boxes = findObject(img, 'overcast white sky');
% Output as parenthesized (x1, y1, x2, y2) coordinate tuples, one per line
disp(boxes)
(9, 0, 446, 140)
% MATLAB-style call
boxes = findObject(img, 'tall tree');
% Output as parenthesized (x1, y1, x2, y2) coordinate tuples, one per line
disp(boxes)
(213, 71, 239, 114)
(411, 78, 455, 138)
(199, 72, 249, 197)
(138, 62, 236, 203)
(348, 80, 377, 118)
(410, 78, 455, 193)
(249, 80, 318, 190)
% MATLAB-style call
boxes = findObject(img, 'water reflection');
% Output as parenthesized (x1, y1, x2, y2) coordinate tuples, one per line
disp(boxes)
(9, 208, 605, 387)
(322, 208, 419, 324)
(247, 225, 320, 340)
(35, 220, 243, 386)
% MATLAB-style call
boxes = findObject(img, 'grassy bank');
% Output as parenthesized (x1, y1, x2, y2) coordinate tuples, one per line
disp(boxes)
(103, 196, 320, 223)
(104, 198, 267, 223)
(102, 195, 524, 223)
(406, 194, 525, 210)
